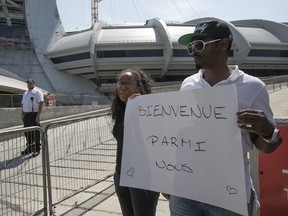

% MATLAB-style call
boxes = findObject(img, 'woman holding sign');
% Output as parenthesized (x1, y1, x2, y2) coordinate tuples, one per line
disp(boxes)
(110, 68, 160, 216)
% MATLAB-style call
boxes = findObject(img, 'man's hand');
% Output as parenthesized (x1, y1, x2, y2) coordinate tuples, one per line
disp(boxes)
(236, 109, 274, 137)
(35, 114, 40, 124)
(237, 109, 282, 153)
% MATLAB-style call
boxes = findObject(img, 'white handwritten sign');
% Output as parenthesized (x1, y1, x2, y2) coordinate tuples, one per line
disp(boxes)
(120, 84, 248, 216)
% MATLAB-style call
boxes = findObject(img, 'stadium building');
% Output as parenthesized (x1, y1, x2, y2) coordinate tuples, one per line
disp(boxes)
(0, 0, 287, 104)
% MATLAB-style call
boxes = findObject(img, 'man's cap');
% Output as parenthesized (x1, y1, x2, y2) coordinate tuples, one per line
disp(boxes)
(26, 79, 35, 84)
(178, 20, 233, 46)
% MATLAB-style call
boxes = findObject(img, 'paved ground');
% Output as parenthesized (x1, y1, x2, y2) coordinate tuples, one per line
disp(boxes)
(269, 86, 288, 118)
(54, 177, 169, 215)
(54, 86, 287, 216)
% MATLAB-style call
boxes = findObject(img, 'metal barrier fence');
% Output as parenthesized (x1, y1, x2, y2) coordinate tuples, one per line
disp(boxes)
(44, 114, 116, 215)
(0, 94, 22, 108)
(0, 113, 116, 216)
(266, 82, 288, 93)
(0, 127, 47, 216)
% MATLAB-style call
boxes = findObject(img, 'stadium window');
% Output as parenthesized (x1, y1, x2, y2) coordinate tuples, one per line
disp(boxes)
(97, 49, 163, 58)
(173, 49, 190, 57)
(50, 52, 90, 64)
(248, 49, 288, 57)
(127, 50, 163, 57)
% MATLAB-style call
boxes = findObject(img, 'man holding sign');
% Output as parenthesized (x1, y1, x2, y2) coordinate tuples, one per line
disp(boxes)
(169, 19, 283, 216)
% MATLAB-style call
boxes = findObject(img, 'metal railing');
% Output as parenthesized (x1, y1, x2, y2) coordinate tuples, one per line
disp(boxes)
(0, 126, 47, 216)
(266, 82, 288, 93)
(0, 94, 22, 108)
(44, 114, 116, 215)
(0, 112, 116, 215)
(261, 75, 288, 93)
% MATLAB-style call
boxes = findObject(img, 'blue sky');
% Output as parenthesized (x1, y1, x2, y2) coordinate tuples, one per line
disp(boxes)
(56, 0, 287, 31)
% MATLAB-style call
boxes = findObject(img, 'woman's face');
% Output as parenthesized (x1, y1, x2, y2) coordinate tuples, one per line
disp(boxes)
(117, 72, 140, 103)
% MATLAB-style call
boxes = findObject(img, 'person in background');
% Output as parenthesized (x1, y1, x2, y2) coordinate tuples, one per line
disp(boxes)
(21, 78, 44, 155)
(168, 20, 283, 216)
(110, 68, 160, 216)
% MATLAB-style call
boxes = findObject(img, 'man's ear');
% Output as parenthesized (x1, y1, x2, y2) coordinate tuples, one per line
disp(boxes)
(220, 38, 229, 51)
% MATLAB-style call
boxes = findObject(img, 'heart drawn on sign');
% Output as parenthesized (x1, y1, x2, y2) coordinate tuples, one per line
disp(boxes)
(226, 186, 238, 195)
(126, 167, 135, 178)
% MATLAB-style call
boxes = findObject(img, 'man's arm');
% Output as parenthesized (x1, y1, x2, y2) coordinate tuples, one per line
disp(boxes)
(35, 101, 43, 124)
(21, 103, 25, 122)
(250, 131, 282, 153)
(35, 90, 44, 124)
(21, 92, 25, 122)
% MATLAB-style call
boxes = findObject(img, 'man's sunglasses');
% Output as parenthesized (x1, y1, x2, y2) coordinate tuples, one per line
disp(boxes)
(187, 39, 222, 55)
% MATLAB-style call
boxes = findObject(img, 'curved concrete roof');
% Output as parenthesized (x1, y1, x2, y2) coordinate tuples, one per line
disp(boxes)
(44, 16, 288, 82)
(0, 73, 48, 94)
(0, 68, 26, 94)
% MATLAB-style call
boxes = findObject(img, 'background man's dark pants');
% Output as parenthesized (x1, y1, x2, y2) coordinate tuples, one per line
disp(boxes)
(23, 112, 41, 151)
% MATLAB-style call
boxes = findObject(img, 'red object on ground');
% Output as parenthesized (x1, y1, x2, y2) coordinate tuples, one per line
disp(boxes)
(258, 126, 288, 216)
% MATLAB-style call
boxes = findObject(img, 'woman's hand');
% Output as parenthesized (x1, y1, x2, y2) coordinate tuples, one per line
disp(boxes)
(162, 193, 170, 200)
(129, 93, 141, 99)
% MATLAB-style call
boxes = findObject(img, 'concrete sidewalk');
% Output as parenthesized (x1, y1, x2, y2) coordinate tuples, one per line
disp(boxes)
(53, 175, 169, 215)
(269, 87, 288, 118)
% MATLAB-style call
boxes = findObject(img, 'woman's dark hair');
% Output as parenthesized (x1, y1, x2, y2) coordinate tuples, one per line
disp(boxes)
(110, 68, 152, 124)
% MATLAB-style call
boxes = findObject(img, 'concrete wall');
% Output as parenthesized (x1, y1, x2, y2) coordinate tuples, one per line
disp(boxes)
(0, 105, 110, 129)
